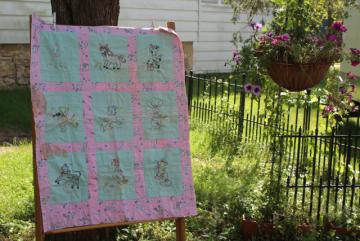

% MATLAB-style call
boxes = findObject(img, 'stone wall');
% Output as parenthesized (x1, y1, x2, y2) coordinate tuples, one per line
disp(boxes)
(0, 44, 30, 89)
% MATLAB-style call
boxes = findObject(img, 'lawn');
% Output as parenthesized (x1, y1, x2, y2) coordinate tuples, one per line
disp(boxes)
(1, 123, 358, 241)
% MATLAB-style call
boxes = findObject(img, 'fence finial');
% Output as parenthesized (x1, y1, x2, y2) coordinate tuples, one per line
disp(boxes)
(52, 12, 56, 29)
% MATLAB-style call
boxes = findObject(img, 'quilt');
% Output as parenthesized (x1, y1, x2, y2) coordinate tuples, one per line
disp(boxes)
(30, 15, 197, 232)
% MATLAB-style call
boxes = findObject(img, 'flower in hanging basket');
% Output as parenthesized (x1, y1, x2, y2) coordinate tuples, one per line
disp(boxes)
(331, 21, 347, 32)
(346, 71, 357, 80)
(350, 48, 360, 66)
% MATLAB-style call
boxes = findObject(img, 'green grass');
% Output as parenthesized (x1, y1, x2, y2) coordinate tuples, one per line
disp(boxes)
(0, 141, 34, 240)
(0, 88, 32, 133)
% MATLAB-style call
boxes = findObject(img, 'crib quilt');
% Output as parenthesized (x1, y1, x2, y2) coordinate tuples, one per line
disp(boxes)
(30, 15, 196, 232)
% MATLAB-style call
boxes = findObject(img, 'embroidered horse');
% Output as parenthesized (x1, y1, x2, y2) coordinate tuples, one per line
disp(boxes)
(52, 106, 79, 132)
(99, 44, 126, 70)
(154, 159, 172, 186)
(146, 44, 162, 71)
(55, 164, 81, 189)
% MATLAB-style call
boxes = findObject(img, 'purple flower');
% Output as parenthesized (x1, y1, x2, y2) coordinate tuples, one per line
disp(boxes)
(267, 31, 273, 38)
(252, 85, 262, 96)
(347, 71, 357, 80)
(233, 51, 241, 64)
(244, 83, 253, 93)
(327, 34, 338, 42)
(339, 25, 347, 32)
(331, 21, 347, 32)
(351, 61, 360, 67)
(351, 84, 356, 92)
(348, 94, 353, 102)
(339, 86, 347, 94)
(280, 33, 290, 42)
(350, 48, 360, 55)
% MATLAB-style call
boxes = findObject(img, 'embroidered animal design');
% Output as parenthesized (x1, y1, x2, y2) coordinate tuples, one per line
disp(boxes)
(54, 164, 82, 189)
(52, 106, 79, 132)
(146, 44, 162, 71)
(146, 98, 168, 130)
(154, 159, 172, 187)
(99, 105, 124, 131)
(103, 158, 128, 192)
(46, 43, 65, 69)
(99, 44, 126, 70)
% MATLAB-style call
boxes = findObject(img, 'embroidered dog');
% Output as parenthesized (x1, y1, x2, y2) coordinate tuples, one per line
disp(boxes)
(99, 44, 126, 70)
(52, 106, 79, 131)
(55, 164, 81, 189)
(146, 44, 162, 71)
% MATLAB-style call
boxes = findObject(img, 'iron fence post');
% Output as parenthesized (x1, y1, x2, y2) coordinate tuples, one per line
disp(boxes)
(237, 73, 246, 141)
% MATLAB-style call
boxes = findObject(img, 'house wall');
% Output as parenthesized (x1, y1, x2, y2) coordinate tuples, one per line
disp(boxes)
(341, 8, 360, 76)
(0, 0, 249, 80)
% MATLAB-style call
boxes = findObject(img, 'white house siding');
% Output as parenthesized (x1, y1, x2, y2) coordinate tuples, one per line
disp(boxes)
(0, 0, 52, 43)
(0, 0, 251, 72)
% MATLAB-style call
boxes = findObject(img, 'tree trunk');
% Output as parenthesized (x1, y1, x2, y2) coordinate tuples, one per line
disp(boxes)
(51, 0, 119, 26)
(46, 1, 120, 240)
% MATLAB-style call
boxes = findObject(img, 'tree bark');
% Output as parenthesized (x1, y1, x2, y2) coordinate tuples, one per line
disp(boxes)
(46, 1, 120, 240)
(51, 0, 119, 26)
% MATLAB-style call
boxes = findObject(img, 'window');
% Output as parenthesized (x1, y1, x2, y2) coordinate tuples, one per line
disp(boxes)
(201, 0, 225, 6)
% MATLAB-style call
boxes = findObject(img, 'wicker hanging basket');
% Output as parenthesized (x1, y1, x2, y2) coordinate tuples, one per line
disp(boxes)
(267, 62, 331, 91)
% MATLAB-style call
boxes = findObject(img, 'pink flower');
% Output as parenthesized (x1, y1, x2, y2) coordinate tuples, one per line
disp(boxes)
(252, 85, 262, 96)
(280, 33, 290, 42)
(324, 105, 334, 113)
(244, 83, 253, 93)
(351, 61, 360, 67)
(250, 22, 263, 30)
(347, 71, 357, 80)
(272, 39, 280, 45)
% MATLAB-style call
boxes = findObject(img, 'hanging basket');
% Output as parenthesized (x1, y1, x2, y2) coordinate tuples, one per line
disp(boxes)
(267, 62, 331, 91)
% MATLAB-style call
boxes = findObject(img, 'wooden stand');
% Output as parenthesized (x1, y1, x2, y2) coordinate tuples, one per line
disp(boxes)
(30, 16, 186, 241)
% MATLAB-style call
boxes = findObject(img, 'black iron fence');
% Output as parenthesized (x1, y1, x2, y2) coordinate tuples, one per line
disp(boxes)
(185, 71, 360, 221)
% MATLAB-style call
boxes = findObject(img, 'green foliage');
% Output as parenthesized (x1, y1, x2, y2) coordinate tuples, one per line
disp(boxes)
(0, 88, 32, 133)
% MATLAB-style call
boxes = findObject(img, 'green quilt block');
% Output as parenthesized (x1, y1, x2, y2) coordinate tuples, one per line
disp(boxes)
(40, 31, 80, 82)
(44, 92, 85, 143)
(47, 152, 89, 204)
(143, 148, 183, 197)
(136, 34, 173, 82)
(96, 150, 136, 201)
(89, 33, 129, 82)
(140, 91, 179, 140)
(92, 91, 133, 142)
